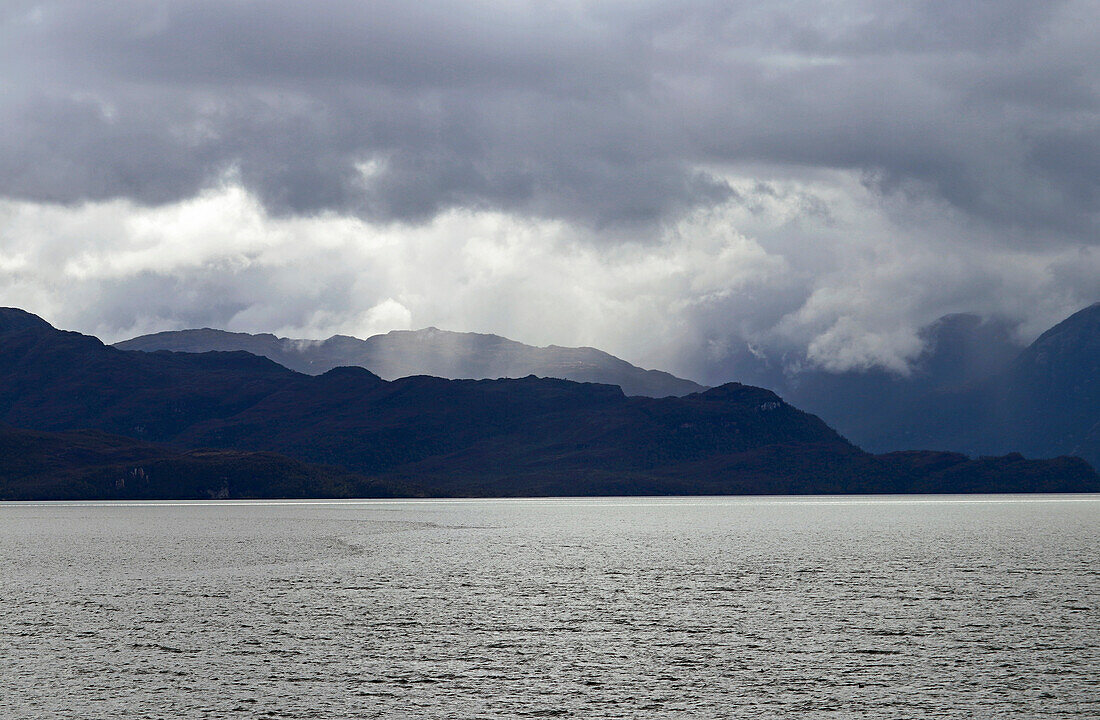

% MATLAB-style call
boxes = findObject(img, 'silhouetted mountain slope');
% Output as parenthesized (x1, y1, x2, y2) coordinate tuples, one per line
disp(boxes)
(0, 314, 298, 440)
(116, 326, 706, 398)
(177, 379, 850, 480)
(2, 308, 1096, 498)
(1002, 302, 1100, 463)
(0, 424, 402, 500)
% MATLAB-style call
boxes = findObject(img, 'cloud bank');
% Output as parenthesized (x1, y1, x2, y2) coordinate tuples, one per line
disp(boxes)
(1, 1, 1097, 382)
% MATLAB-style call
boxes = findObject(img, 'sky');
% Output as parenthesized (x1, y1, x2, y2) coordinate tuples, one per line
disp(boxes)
(1, 0, 1097, 384)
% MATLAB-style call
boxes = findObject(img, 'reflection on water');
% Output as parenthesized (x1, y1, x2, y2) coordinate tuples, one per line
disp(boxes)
(2, 495, 1098, 718)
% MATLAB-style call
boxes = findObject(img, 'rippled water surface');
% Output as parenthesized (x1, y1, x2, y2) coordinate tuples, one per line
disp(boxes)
(1, 495, 1098, 718)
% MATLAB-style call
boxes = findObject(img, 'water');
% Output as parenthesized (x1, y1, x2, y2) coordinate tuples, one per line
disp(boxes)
(1, 495, 1097, 719)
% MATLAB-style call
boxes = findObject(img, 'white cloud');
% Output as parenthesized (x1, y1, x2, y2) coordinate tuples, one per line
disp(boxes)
(0, 174, 1097, 382)
(1, 0, 1098, 386)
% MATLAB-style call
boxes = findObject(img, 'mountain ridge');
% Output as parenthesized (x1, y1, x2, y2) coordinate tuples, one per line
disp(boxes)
(115, 326, 707, 398)
(1, 307, 1096, 499)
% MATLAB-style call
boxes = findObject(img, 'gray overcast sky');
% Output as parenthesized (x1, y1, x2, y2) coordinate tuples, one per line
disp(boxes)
(1, 0, 1097, 383)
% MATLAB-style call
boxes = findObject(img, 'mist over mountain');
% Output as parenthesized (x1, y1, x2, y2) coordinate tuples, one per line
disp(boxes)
(772, 313, 1025, 451)
(4, 307, 1093, 499)
(115, 327, 706, 398)
(757, 303, 1100, 468)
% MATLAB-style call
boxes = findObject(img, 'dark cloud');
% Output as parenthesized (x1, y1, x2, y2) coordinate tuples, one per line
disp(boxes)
(2, 1, 1099, 379)
(1, 0, 1096, 234)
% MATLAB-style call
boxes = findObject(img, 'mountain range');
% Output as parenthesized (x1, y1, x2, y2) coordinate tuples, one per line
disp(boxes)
(2, 307, 1096, 499)
(117, 303, 1100, 469)
(116, 327, 705, 398)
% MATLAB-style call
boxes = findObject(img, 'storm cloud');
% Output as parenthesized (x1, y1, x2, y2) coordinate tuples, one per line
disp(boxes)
(1, 1, 1098, 381)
